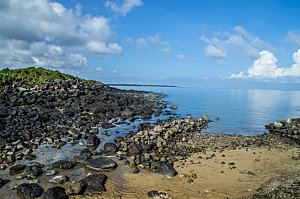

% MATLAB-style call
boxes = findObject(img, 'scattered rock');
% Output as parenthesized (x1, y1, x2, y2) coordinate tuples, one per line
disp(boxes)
(49, 175, 67, 184)
(103, 142, 118, 153)
(24, 165, 43, 179)
(67, 179, 87, 195)
(16, 183, 43, 198)
(52, 160, 75, 169)
(74, 156, 117, 171)
(154, 163, 178, 178)
(0, 178, 10, 189)
(10, 164, 26, 174)
(43, 186, 68, 199)
(84, 174, 107, 194)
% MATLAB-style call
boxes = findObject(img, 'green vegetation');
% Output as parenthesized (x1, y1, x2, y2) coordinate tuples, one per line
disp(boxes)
(0, 67, 102, 88)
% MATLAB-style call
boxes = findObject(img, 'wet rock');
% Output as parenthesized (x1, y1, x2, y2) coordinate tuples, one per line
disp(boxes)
(16, 183, 43, 198)
(24, 165, 43, 179)
(154, 163, 178, 178)
(43, 186, 68, 199)
(148, 190, 174, 199)
(52, 160, 74, 169)
(101, 122, 116, 129)
(103, 142, 118, 153)
(202, 115, 210, 122)
(86, 133, 100, 148)
(84, 174, 107, 194)
(0, 178, 10, 189)
(10, 164, 26, 174)
(49, 175, 67, 184)
(129, 143, 142, 155)
(74, 156, 117, 171)
(15, 173, 26, 180)
(45, 170, 58, 176)
(79, 148, 93, 158)
(169, 105, 178, 109)
(67, 179, 87, 195)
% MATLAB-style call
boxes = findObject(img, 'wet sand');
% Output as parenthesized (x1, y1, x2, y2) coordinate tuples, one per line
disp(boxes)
(68, 147, 299, 199)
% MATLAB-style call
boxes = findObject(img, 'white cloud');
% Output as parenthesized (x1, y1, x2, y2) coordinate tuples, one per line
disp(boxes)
(177, 54, 186, 61)
(0, 0, 122, 69)
(112, 70, 118, 74)
(136, 33, 171, 52)
(205, 45, 227, 58)
(286, 31, 300, 47)
(96, 67, 103, 72)
(200, 26, 271, 60)
(231, 49, 300, 78)
(106, 0, 142, 17)
(158, 48, 171, 53)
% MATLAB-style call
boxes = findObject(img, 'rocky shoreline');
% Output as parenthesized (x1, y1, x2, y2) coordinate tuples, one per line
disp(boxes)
(0, 80, 299, 199)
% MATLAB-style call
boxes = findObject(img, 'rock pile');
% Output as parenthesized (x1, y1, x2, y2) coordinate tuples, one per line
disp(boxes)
(0, 80, 165, 164)
(265, 118, 300, 144)
(116, 116, 210, 173)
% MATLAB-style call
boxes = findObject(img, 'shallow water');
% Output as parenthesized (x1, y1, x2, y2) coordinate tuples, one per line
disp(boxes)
(116, 86, 300, 136)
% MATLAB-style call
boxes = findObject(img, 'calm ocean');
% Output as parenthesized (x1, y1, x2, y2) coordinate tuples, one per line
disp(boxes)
(116, 86, 300, 136)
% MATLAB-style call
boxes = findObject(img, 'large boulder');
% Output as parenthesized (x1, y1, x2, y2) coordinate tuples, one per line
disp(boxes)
(17, 183, 43, 198)
(74, 156, 117, 171)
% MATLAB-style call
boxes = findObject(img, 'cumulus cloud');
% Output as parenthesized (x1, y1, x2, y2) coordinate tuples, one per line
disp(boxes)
(177, 54, 187, 61)
(200, 26, 271, 61)
(0, 0, 122, 69)
(230, 49, 300, 78)
(106, 0, 142, 17)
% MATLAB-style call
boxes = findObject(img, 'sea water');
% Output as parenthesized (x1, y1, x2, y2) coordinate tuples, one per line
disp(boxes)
(115, 86, 300, 136)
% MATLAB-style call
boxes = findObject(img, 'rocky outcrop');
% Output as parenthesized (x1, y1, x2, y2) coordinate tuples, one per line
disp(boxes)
(265, 118, 300, 144)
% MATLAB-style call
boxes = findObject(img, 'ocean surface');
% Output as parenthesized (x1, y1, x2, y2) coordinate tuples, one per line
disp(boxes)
(115, 86, 300, 136)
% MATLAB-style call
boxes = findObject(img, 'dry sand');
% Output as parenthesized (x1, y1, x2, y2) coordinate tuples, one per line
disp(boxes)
(70, 147, 299, 199)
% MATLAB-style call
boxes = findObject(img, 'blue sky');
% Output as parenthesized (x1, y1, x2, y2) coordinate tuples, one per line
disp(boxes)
(1, 0, 300, 88)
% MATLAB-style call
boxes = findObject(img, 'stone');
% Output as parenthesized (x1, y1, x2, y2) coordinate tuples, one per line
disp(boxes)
(15, 173, 26, 180)
(67, 179, 87, 195)
(129, 143, 142, 155)
(169, 105, 178, 109)
(103, 142, 118, 153)
(49, 175, 67, 184)
(43, 186, 68, 199)
(45, 170, 58, 176)
(154, 163, 178, 178)
(24, 165, 43, 179)
(84, 174, 107, 194)
(0, 178, 10, 189)
(148, 190, 174, 199)
(86, 133, 100, 148)
(52, 160, 74, 169)
(10, 164, 27, 174)
(79, 148, 93, 158)
(74, 156, 117, 171)
(16, 183, 43, 198)
(202, 115, 210, 122)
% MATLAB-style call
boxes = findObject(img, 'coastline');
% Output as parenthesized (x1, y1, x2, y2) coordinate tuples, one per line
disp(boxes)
(0, 80, 299, 199)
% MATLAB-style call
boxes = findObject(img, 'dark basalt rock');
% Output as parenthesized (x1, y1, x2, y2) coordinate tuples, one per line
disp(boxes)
(103, 142, 118, 153)
(16, 183, 43, 198)
(84, 174, 107, 194)
(0, 178, 10, 189)
(67, 179, 87, 195)
(74, 156, 117, 171)
(10, 164, 27, 174)
(86, 133, 100, 148)
(128, 143, 142, 155)
(42, 186, 68, 199)
(154, 163, 178, 178)
(24, 165, 43, 179)
(79, 148, 93, 158)
(52, 160, 75, 169)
